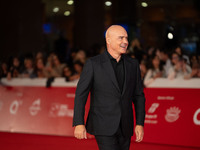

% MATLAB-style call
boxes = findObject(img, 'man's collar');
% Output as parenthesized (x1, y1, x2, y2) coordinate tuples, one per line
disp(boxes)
(106, 50, 124, 61)
(106, 50, 114, 60)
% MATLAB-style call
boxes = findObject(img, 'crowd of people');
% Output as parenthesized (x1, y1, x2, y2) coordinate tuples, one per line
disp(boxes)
(0, 38, 200, 87)
(0, 49, 87, 83)
(128, 39, 200, 86)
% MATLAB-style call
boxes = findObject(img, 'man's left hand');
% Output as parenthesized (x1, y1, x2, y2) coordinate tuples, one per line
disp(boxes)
(135, 125, 144, 142)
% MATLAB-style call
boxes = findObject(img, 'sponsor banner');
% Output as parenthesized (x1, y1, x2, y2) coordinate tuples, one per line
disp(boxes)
(0, 86, 78, 136)
(0, 78, 200, 147)
(143, 88, 200, 148)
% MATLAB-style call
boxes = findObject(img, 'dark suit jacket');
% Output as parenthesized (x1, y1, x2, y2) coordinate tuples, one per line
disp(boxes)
(73, 51, 145, 137)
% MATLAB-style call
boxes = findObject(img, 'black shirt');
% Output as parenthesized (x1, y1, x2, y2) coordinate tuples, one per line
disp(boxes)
(106, 50, 125, 93)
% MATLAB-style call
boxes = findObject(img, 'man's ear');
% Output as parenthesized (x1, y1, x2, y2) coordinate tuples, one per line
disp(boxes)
(106, 38, 110, 44)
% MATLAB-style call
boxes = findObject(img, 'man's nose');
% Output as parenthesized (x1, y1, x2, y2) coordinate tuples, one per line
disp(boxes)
(123, 38, 128, 44)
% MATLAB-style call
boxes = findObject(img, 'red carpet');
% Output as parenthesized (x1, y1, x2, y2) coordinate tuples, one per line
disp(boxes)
(0, 132, 199, 150)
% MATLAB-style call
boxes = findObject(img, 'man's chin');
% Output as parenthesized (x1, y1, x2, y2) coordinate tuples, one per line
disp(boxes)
(120, 49, 127, 54)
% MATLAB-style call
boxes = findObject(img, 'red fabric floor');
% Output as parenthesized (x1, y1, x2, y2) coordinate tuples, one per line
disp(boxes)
(0, 132, 199, 150)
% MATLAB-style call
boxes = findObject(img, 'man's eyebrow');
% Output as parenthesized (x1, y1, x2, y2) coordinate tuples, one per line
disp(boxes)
(118, 36, 128, 38)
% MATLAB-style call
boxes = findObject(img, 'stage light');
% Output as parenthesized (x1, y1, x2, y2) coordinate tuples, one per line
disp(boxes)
(141, 2, 148, 7)
(168, 33, 173, 39)
(64, 11, 71, 16)
(105, 1, 112, 6)
(53, 7, 59, 13)
(67, 0, 74, 5)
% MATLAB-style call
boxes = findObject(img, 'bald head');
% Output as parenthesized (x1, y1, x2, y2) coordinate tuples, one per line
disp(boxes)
(105, 25, 128, 58)
(105, 25, 127, 41)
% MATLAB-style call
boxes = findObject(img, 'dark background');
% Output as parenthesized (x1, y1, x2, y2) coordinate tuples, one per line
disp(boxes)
(1, 0, 200, 61)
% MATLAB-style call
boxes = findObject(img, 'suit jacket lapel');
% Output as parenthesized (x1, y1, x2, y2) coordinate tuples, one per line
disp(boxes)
(101, 51, 120, 93)
(122, 56, 130, 96)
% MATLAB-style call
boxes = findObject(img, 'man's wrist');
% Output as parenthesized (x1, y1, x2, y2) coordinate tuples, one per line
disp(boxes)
(136, 124, 144, 127)
(75, 124, 85, 127)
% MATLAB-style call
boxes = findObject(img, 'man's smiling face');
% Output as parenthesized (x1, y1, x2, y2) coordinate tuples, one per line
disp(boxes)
(106, 26, 129, 55)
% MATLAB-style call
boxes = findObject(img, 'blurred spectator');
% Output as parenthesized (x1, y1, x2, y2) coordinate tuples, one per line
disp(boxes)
(35, 58, 49, 78)
(128, 38, 145, 63)
(1, 36, 199, 83)
(62, 66, 73, 81)
(146, 47, 161, 65)
(73, 50, 87, 64)
(184, 55, 200, 79)
(128, 38, 142, 54)
(186, 63, 200, 79)
(0, 62, 8, 78)
(35, 51, 45, 60)
(175, 46, 190, 65)
(168, 52, 192, 80)
(21, 58, 36, 78)
(7, 57, 23, 80)
(147, 47, 155, 57)
(154, 48, 162, 60)
(160, 49, 173, 77)
(144, 55, 163, 86)
(190, 55, 199, 68)
(46, 52, 55, 68)
(140, 60, 147, 80)
(69, 61, 83, 81)
(46, 54, 66, 77)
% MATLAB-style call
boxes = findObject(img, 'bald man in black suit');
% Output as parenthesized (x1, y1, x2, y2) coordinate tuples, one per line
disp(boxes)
(73, 25, 146, 150)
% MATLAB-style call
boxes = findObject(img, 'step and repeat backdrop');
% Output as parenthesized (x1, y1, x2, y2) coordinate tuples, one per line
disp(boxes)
(0, 78, 200, 148)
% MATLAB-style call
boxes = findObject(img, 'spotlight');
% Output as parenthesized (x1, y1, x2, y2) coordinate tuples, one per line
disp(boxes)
(53, 7, 59, 13)
(168, 33, 173, 39)
(67, 0, 74, 5)
(64, 11, 71, 16)
(105, 1, 112, 6)
(141, 2, 148, 7)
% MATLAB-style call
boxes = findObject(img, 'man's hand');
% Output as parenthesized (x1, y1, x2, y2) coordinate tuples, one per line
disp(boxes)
(135, 125, 144, 142)
(74, 125, 87, 139)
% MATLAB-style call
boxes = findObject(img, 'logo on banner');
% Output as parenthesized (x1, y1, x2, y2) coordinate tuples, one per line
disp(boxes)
(29, 99, 41, 116)
(165, 106, 181, 123)
(0, 101, 3, 111)
(148, 103, 159, 113)
(157, 96, 174, 101)
(145, 103, 159, 124)
(49, 103, 73, 117)
(193, 108, 200, 125)
(10, 100, 23, 115)
(66, 93, 75, 98)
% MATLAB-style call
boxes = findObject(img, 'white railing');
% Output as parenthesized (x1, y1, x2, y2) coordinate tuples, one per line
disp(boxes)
(0, 78, 78, 87)
(1, 77, 200, 88)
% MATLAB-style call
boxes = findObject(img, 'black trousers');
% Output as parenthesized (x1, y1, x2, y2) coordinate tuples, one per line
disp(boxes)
(95, 124, 131, 150)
